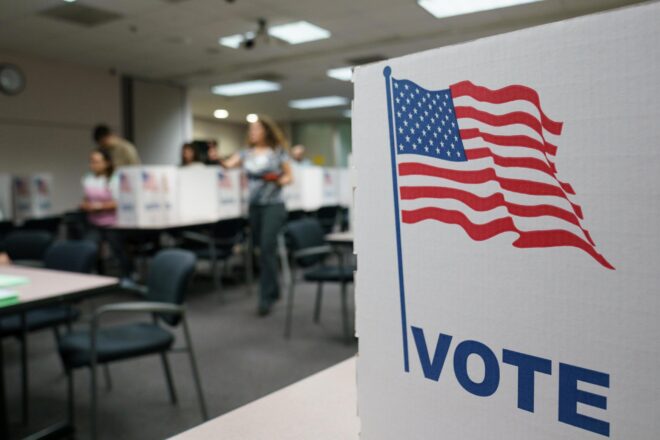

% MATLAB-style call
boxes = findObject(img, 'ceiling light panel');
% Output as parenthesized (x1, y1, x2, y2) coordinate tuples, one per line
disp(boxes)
(289, 96, 349, 110)
(211, 80, 281, 96)
(417, 0, 543, 18)
(327, 67, 353, 82)
(268, 21, 330, 45)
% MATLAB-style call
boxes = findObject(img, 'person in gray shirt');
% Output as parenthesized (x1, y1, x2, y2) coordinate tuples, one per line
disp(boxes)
(223, 115, 292, 315)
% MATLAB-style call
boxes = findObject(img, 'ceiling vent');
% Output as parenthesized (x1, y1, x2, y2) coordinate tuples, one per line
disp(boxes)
(346, 54, 387, 66)
(39, 3, 122, 27)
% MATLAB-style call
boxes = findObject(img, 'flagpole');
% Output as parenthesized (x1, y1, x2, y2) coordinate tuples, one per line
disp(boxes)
(383, 66, 410, 373)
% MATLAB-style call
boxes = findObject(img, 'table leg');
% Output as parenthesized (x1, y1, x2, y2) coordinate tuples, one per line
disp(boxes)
(0, 337, 8, 439)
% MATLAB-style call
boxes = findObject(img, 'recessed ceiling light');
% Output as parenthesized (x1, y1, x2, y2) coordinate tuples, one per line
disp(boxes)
(327, 67, 353, 82)
(417, 0, 542, 18)
(268, 21, 330, 45)
(63, 0, 77, 3)
(213, 109, 229, 119)
(289, 96, 349, 110)
(211, 80, 281, 96)
(246, 113, 259, 123)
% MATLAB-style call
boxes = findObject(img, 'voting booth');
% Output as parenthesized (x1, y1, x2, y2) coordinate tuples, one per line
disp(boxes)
(12, 174, 53, 222)
(353, 3, 659, 439)
(117, 166, 178, 226)
(215, 168, 242, 220)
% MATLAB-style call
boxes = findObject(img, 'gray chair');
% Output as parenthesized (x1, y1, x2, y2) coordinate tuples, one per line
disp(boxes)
(281, 218, 354, 342)
(1, 229, 53, 266)
(57, 249, 208, 439)
(0, 240, 96, 423)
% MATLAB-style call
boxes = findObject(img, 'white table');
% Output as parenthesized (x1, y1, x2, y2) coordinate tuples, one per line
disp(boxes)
(0, 265, 118, 439)
(171, 357, 359, 440)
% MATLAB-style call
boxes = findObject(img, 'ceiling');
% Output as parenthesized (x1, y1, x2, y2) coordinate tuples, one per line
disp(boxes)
(0, 0, 650, 122)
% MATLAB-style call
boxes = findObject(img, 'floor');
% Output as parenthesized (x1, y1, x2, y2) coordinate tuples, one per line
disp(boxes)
(4, 271, 357, 439)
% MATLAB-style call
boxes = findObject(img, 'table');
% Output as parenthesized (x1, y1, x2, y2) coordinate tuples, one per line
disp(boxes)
(171, 357, 359, 440)
(0, 265, 118, 439)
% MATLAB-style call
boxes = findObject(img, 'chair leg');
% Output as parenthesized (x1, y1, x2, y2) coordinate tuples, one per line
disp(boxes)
(182, 316, 208, 421)
(66, 368, 75, 427)
(19, 330, 28, 425)
(102, 364, 112, 391)
(313, 282, 323, 323)
(160, 352, 178, 405)
(90, 364, 98, 440)
(284, 279, 296, 338)
(340, 281, 351, 344)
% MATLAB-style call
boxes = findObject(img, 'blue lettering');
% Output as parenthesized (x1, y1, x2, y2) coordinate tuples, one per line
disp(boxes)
(453, 340, 500, 397)
(558, 363, 609, 437)
(411, 326, 452, 381)
(502, 349, 552, 412)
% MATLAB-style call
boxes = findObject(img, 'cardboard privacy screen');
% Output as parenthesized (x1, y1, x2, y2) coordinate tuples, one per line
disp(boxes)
(353, 3, 659, 439)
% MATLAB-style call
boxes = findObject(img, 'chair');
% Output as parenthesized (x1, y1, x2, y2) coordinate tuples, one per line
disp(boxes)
(57, 249, 208, 439)
(315, 205, 343, 234)
(1, 229, 53, 266)
(0, 240, 97, 423)
(21, 215, 62, 236)
(281, 218, 354, 342)
(180, 218, 250, 296)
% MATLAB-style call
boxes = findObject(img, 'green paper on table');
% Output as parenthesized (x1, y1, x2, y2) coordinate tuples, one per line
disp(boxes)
(0, 274, 29, 288)
(0, 289, 19, 307)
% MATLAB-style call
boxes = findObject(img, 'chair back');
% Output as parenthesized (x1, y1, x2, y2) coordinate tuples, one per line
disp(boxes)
(284, 218, 329, 268)
(44, 240, 98, 274)
(146, 249, 196, 326)
(212, 218, 247, 247)
(2, 230, 53, 261)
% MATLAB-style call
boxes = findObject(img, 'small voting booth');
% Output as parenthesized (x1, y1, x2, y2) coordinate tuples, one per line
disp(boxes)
(116, 166, 177, 226)
(353, 3, 660, 439)
(12, 174, 53, 222)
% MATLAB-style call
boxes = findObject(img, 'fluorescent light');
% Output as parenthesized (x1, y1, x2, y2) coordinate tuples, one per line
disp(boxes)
(268, 21, 330, 45)
(246, 114, 259, 123)
(213, 109, 229, 119)
(327, 67, 353, 82)
(417, 0, 542, 18)
(289, 96, 349, 110)
(63, 0, 77, 2)
(211, 80, 281, 96)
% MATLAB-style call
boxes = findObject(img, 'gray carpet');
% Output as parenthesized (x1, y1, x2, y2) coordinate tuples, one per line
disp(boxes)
(5, 274, 356, 439)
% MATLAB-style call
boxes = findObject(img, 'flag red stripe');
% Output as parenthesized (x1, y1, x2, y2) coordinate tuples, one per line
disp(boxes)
(450, 81, 563, 135)
(460, 127, 558, 156)
(465, 147, 574, 195)
(401, 207, 612, 269)
(455, 105, 548, 140)
(399, 185, 594, 245)
(398, 162, 583, 219)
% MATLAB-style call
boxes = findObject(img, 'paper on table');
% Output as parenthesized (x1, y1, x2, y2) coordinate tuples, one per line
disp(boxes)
(0, 288, 18, 307)
(0, 274, 29, 288)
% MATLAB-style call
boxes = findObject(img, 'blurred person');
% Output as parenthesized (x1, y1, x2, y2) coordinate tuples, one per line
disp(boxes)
(291, 144, 311, 165)
(93, 124, 140, 168)
(222, 115, 292, 316)
(80, 149, 118, 227)
(206, 140, 221, 165)
(80, 149, 134, 282)
(0, 252, 10, 265)
(181, 142, 203, 167)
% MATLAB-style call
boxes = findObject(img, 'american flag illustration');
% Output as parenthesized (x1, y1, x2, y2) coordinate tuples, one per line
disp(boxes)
(142, 171, 158, 192)
(218, 171, 233, 189)
(119, 173, 132, 193)
(387, 74, 612, 269)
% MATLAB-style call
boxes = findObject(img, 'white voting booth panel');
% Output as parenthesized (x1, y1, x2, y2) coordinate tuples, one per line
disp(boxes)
(177, 166, 218, 223)
(354, 3, 659, 440)
(0, 174, 12, 221)
(117, 166, 178, 226)
(215, 168, 242, 220)
(12, 174, 53, 222)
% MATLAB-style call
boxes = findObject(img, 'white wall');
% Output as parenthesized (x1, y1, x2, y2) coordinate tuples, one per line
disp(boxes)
(192, 117, 246, 156)
(0, 50, 120, 213)
(133, 79, 190, 165)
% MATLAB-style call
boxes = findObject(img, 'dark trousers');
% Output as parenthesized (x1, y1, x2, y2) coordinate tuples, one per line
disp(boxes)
(249, 203, 286, 308)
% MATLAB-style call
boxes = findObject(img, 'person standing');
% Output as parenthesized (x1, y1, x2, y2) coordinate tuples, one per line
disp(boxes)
(93, 124, 140, 168)
(223, 115, 292, 316)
